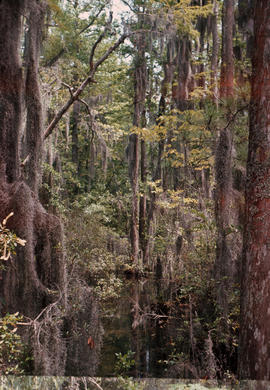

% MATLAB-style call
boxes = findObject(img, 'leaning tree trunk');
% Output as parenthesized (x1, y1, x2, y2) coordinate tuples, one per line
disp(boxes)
(0, 0, 67, 375)
(214, 0, 235, 317)
(239, 1, 270, 380)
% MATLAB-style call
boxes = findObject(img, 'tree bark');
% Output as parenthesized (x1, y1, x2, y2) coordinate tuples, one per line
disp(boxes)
(0, 0, 24, 182)
(71, 101, 80, 168)
(128, 30, 147, 265)
(172, 37, 192, 111)
(24, 0, 46, 193)
(143, 38, 175, 263)
(139, 137, 147, 257)
(220, 0, 234, 99)
(239, 2, 270, 380)
(211, 0, 219, 105)
(172, 36, 192, 190)
(214, 0, 235, 316)
(0, 0, 67, 375)
(238, 0, 254, 59)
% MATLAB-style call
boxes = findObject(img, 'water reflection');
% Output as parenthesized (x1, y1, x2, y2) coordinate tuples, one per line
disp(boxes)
(97, 272, 175, 378)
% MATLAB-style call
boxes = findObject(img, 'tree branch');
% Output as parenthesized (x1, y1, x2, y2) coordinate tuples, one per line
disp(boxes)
(61, 82, 74, 97)
(223, 104, 249, 132)
(121, 0, 136, 13)
(88, 378, 104, 390)
(89, 11, 113, 68)
(93, 31, 128, 70)
(78, 5, 106, 35)
(45, 48, 66, 68)
(78, 98, 91, 116)
(44, 5, 107, 67)
(43, 31, 128, 140)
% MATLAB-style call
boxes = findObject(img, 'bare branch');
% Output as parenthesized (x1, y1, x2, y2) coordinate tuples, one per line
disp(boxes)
(78, 98, 92, 116)
(88, 378, 104, 390)
(89, 11, 113, 68)
(223, 104, 249, 132)
(44, 47, 66, 68)
(21, 154, 30, 167)
(121, 0, 136, 13)
(43, 31, 128, 140)
(45, 5, 108, 68)
(93, 31, 128, 70)
(78, 4, 106, 35)
(61, 82, 74, 97)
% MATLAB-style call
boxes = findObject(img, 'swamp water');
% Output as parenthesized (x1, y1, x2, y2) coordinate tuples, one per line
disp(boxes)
(0, 280, 265, 389)
(97, 273, 179, 378)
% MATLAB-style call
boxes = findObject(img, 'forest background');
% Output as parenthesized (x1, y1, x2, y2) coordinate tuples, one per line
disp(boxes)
(0, 0, 269, 382)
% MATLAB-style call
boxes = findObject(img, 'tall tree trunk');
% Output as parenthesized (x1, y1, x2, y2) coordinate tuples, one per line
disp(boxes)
(144, 38, 175, 263)
(214, 0, 235, 317)
(220, 0, 234, 99)
(128, 30, 146, 265)
(197, 10, 207, 94)
(172, 37, 192, 190)
(71, 101, 80, 169)
(0, 0, 67, 375)
(238, 0, 254, 59)
(139, 137, 147, 258)
(172, 37, 192, 111)
(0, 0, 24, 182)
(211, 0, 219, 105)
(24, 0, 46, 193)
(128, 137, 140, 264)
(239, 1, 270, 380)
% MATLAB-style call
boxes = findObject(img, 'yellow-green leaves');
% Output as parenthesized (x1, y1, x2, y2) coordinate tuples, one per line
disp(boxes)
(47, 0, 62, 14)
(0, 213, 26, 261)
(130, 107, 213, 171)
(0, 313, 27, 375)
(150, 0, 212, 38)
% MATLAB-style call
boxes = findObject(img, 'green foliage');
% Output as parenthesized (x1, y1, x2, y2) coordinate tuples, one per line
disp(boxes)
(114, 350, 135, 376)
(161, 350, 187, 369)
(73, 187, 130, 235)
(66, 208, 130, 315)
(0, 313, 31, 375)
(85, 247, 125, 304)
(0, 213, 26, 262)
(150, 0, 212, 38)
(41, 163, 67, 213)
(153, 108, 214, 172)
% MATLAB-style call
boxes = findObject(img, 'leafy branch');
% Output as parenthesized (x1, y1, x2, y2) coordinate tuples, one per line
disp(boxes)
(0, 213, 26, 261)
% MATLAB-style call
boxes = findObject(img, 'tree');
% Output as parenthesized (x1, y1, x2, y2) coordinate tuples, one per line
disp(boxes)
(239, 1, 270, 380)
(128, 26, 147, 265)
(0, 0, 67, 374)
(214, 0, 235, 317)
